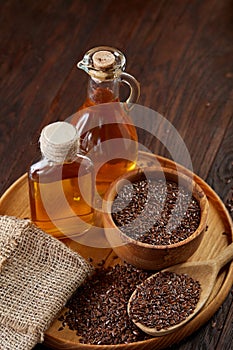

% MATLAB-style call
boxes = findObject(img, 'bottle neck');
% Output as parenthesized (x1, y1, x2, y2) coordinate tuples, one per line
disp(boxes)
(41, 146, 78, 164)
(40, 122, 79, 163)
(86, 77, 120, 106)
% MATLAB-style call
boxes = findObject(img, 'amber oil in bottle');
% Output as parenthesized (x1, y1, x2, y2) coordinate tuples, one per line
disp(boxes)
(72, 47, 140, 196)
(28, 122, 95, 239)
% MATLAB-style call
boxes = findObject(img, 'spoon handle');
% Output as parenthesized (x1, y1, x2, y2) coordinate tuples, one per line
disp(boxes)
(214, 242, 233, 270)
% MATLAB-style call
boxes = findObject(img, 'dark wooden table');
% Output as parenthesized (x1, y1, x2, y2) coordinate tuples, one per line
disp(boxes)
(0, 0, 232, 349)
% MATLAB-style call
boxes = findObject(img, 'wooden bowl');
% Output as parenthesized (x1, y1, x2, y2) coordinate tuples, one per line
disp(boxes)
(102, 167, 209, 270)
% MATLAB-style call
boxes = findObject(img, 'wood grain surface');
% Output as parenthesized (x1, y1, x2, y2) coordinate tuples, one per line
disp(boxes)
(1, 153, 232, 349)
(0, 0, 232, 349)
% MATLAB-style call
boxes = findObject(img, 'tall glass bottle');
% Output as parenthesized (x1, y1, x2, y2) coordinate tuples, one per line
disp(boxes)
(71, 46, 140, 196)
(28, 121, 95, 239)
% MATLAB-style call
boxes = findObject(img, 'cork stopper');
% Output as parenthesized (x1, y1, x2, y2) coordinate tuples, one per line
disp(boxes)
(92, 50, 116, 70)
(40, 122, 78, 163)
(78, 46, 126, 80)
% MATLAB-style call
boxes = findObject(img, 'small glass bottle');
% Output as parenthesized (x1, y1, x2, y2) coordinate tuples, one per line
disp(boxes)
(71, 46, 140, 196)
(28, 121, 95, 239)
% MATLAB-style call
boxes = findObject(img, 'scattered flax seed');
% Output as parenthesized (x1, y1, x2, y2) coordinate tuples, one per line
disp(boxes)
(60, 265, 201, 343)
(61, 264, 152, 344)
(97, 259, 105, 266)
(222, 231, 229, 237)
(226, 194, 233, 218)
(211, 321, 217, 328)
(129, 271, 201, 330)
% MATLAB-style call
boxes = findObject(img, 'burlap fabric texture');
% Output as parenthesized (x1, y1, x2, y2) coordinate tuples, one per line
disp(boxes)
(0, 215, 93, 350)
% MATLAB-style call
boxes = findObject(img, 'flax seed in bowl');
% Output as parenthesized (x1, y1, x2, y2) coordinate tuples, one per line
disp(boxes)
(103, 167, 209, 270)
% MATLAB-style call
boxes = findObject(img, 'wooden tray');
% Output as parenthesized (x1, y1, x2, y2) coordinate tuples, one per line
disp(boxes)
(0, 152, 232, 350)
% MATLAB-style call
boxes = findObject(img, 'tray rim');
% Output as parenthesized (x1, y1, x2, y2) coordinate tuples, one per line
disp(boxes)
(0, 152, 233, 349)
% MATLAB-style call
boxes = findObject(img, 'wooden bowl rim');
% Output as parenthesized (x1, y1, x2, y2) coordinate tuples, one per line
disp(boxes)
(103, 166, 209, 250)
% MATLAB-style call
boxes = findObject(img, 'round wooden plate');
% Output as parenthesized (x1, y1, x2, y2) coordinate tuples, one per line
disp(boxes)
(0, 152, 232, 350)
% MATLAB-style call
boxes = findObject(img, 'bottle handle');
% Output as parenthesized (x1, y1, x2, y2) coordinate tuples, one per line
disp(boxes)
(120, 72, 140, 104)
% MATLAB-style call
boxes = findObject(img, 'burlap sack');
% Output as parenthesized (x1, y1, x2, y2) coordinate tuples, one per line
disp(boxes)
(0, 215, 93, 350)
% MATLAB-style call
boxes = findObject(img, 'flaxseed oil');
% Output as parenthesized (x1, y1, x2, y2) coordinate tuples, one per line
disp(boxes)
(28, 121, 95, 239)
(29, 159, 95, 239)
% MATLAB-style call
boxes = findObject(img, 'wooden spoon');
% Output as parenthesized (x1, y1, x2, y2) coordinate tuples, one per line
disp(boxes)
(127, 242, 233, 336)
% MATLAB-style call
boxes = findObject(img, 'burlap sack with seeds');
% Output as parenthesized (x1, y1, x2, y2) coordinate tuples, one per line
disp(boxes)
(0, 215, 93, 350)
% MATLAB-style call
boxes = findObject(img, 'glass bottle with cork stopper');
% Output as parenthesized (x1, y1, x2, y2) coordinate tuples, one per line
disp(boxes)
(71, 46, 140, 196)
(28, 121, 95, 239)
